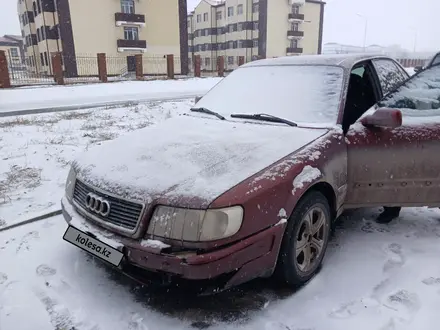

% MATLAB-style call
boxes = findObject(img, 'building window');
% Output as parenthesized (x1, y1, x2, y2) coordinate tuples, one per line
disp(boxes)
(41, 26, 46, 40)
(121, 0, 134, 14)
(44, 52, 48, 66)
(205, 28, 209, 36)
(32, 2, 37, 17)
(228, 6, 234, 17)
(217, 27, 222, 35)
(253, 39, 259, 48)
(9, 48, 19, 57)
(290, 39, 298, 48)
(216, 11, 222, 20)
(197, 14, 201, 22)
(203, 12, 208, 21)
(228, 41, 233, 49)
(228, 25, 233, 33)
(292, 5, 300, 14)
(252, 3, 259, 12)
(40, 53, 44, 66)
(237, 23, 243, 31)
(228, 56, 234, 65)
(253, 22, 259, 30)
(36, 28, 40, 42)
(205, 57, 210, 66)
(292, 22, 299, 31)
(37, 0, 41, 13)
(237, 4, 243, 15)
(124, 27, 139, 40)
(237, 40, 243, 48)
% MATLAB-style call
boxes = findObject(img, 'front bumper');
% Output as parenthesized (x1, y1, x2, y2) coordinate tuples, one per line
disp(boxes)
(61, 196, 286, 289)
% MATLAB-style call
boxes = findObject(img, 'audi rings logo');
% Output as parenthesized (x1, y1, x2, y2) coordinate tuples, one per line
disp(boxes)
(85, 193, 111, 217)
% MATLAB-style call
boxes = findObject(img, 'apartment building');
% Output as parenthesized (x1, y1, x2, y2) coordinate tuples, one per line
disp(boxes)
(17, 0, 189, 76)
(188, 0, 325, 70)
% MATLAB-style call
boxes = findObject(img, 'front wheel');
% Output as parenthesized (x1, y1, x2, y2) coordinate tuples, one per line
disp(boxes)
(275, 191, 332, 287)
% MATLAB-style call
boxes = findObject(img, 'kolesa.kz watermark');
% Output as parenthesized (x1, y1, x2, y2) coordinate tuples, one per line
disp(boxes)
(63, 225, 124, 266)
(75, 232, 112, 258)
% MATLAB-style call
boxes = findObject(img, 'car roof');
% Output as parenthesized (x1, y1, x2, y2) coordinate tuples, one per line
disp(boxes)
(242, 53, 391, 69)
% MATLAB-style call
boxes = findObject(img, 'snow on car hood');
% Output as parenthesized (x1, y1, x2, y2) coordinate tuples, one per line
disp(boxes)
(73, 114, 327, 205)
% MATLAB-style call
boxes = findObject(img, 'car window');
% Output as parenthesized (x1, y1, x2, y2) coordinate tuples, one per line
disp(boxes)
(378, 63, 440, 116)
(431, 55, 440, 66)
(194, 64, 344, 125)
(372, 59, 408, 95)
(351, 66, 365, 77)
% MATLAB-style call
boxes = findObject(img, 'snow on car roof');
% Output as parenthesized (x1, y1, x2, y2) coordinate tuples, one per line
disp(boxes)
(243, 53, 389, 69)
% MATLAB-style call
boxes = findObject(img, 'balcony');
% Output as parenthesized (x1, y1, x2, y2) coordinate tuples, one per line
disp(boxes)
(288, 13, 305, 22)
(287, 30, 304, 39)
(289, 0, 305, 5)
(286, 47, 303, 54)
(117, 39, 147, 52)
(115, 13, 146, 27)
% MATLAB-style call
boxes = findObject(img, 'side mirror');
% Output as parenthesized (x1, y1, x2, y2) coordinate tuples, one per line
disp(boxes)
(195, 96, 202, 103)
(414, 65, 423, 73)
(360, 108, 402, 129)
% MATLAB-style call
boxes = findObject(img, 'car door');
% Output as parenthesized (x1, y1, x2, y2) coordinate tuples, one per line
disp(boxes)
(344, 62, 440, 208)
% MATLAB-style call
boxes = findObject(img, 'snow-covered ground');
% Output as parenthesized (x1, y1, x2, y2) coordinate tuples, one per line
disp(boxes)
(0, 99, 192, 228)
(2, 207, 440, 330)
(0, 78, 221, 114)
(2, 87, 440, 330)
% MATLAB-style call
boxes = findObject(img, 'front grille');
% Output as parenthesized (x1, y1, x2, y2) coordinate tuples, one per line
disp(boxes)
(73, 179, 143, 231)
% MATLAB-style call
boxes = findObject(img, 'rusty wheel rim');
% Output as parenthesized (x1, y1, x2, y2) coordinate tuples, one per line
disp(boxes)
(295, 206, 327, 273)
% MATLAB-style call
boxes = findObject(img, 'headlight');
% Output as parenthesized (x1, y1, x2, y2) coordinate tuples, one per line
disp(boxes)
(147, 205, 243, 242)
(65, 166, 77, 200)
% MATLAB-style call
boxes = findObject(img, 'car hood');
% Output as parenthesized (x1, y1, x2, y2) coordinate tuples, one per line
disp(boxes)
(73, 114, 327, 207)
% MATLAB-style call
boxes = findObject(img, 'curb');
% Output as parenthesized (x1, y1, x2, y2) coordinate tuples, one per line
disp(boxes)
(0, 209, 62, 233)
(0, 94, 202, 118)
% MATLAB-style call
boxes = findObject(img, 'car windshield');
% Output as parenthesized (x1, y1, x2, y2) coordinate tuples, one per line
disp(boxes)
(195, 64, 344, 125)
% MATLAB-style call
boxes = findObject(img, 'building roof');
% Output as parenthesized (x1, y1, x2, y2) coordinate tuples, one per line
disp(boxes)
(3, 35, 23, 42)
(0, 36, 20, 46)
(204, 0, 225, 6)
(243, 53, 390, 69)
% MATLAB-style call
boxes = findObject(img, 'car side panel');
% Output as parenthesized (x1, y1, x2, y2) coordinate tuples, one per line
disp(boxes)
(345, 121, 440, 208)
(211, 128, 348, 231)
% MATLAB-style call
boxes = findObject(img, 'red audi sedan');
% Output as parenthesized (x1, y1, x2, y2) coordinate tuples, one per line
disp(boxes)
(61, 54, 440, 294)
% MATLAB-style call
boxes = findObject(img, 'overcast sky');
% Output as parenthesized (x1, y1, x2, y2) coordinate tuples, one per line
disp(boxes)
(1, 0, 437, 52)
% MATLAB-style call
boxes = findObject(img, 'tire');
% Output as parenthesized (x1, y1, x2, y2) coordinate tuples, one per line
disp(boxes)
(275, 190, 332, 287)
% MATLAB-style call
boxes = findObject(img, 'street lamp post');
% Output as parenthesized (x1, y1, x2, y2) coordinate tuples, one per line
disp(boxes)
(356, 13, 368, 52)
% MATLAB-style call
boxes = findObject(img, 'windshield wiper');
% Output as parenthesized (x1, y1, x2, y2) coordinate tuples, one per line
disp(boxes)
(190, 107, 226, 120)
(230, 113, 298, 127)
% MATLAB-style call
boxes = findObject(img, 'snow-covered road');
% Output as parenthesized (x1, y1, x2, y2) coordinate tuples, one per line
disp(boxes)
(1, 207, 440, 330)
(0, 78, 221, 115)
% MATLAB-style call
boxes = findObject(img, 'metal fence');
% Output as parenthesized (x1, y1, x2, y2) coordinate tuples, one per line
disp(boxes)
(8, 55, 55, 86)
(5, 52, 431, 88)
